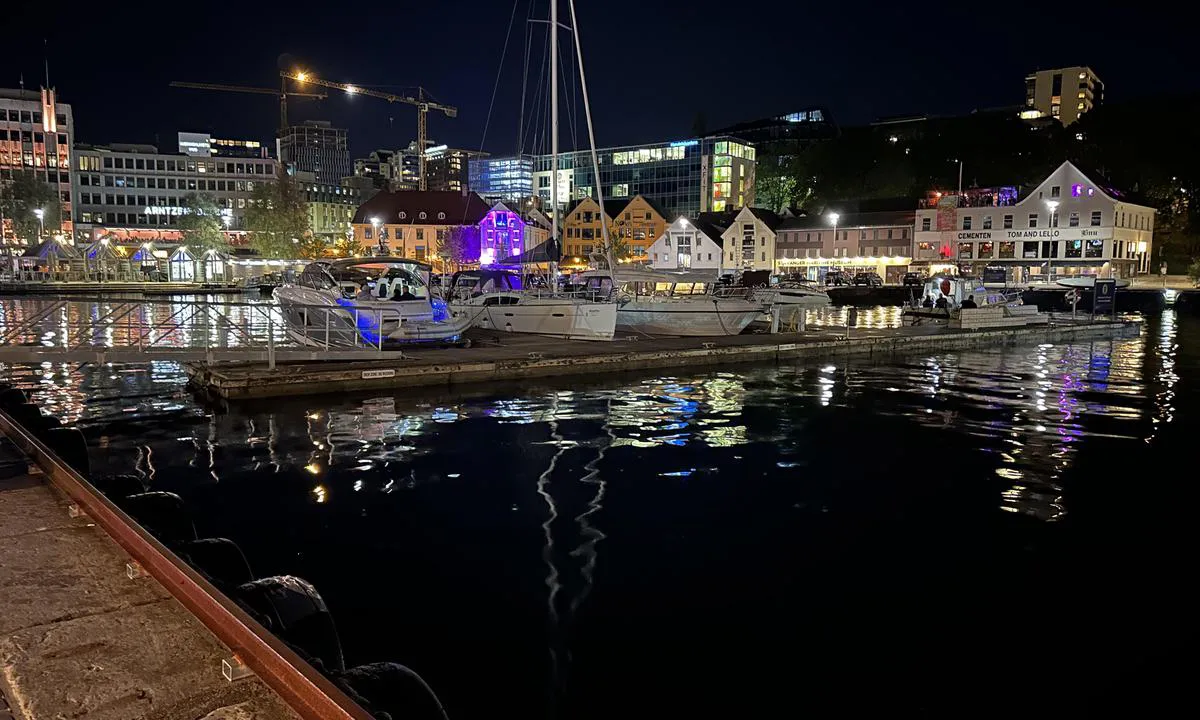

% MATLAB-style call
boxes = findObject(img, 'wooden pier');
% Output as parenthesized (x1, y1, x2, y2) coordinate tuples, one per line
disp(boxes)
(187, 318, 1142, 400)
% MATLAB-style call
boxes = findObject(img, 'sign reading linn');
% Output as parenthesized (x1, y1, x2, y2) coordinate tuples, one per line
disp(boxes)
(953, 228, 1110, 242)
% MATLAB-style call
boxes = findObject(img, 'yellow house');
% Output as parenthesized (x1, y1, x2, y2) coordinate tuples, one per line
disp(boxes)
(350, 190, 491, 264)
(561, 194, 668, 262)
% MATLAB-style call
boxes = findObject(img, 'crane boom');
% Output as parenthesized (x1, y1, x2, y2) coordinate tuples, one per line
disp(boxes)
(281, 71, 457, 190)
(169, 81, 327, 130)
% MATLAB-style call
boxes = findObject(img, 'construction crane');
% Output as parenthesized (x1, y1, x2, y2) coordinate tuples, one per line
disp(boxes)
(280, 70, 457, 191)
(168, 80, 327, 131)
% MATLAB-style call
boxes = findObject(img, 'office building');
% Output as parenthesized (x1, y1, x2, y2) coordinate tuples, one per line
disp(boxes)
(532, 136, 756, 221)
(293, 170, 360, 244)
(277, 120, 351, 184)
(912, 161, 1153, 281)
(1023, 67, 1103, 125)
(353, 149, 399, 189)
(469, 155, 534, 204)
(424, 145, 485, 193)
(178, 132, 268, 159)
(706, 108, 838, 150)
(1, 87, 75, 243)
(73, 143, 278, 245)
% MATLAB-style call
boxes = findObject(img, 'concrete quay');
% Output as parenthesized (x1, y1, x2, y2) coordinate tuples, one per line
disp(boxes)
(187, 318, 1142, 401)
(0, 437, 299, 720)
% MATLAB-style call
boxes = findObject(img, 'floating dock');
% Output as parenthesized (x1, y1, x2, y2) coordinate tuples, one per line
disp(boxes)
(0, 281, 244, 296)
(187, 318, 1142, 400)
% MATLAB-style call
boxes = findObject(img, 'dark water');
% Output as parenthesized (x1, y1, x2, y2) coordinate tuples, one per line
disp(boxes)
(4, 310, 1199, 717)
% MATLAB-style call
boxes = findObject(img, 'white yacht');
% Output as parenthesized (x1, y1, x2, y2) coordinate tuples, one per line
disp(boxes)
(766, 281, 832, 307)
(273, 258, 472, 346)
(448, 269, 616, 341)
(578, 269, 765, 337)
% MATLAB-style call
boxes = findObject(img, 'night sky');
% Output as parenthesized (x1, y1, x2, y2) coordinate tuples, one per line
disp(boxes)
(6, 1, 1189, 158)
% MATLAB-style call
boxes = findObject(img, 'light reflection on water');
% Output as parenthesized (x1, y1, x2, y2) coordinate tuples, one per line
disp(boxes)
(0, 310, 1192, 718)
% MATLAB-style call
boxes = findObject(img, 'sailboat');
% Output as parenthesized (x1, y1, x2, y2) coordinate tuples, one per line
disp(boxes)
(448, 0, 617, 341)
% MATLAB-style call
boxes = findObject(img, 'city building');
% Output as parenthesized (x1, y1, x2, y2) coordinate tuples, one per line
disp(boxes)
(340, 175, 384, 204)
(350, 190, 491, 263)
(277, 120, 351, 184)
(561, 197, 609, 261)
(608, 195, 668, 259)
(533, 136, 756, 220)
(775, 210, 914, 283)
(352, 149, 399, 190)
(1, 87, 75, 243)
(72, 143, 277, 245)
(1023, 67, 1103, 125)
(647, 215, 730, 273)
(469, 154, 534, 204)
(178, 132, 268, 159)
(293, 170, 360, 244)
(477, 202, 528, 265)
(706, 108, 838, 150)
(912, 161, 1154, 281)
(721, 206, 781, 272)
(424, 144, 486, 193)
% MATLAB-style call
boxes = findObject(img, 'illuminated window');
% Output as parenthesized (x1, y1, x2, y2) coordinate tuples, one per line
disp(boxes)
(982, 216, 992, 229)
(1078, 72, 1086, 79)
(962, 216, 972, 230)
(1090, 211, 1102, 226)
(1069, 211, 1079, 227)
(419, 212, 427, 220)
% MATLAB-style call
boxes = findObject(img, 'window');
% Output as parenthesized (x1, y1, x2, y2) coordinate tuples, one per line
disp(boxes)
(1041, 240, 1058, 258)
(962, 216, 972, 230)
(1028, 214, 1038, 228)
(416, 229, 424, 240)
(921, 217, 931, 231)
(761, 252, 766, 261)
(707, 253, 712, 261)
(979, 242, 994, 258)
(958, 242, 973, 259)
(1003, 214, 1013, 229)
(1050, 211, 1058, 228)
(437, 212, 445, 220)
(1066, 240, 1083, 258)
(1050, 185, 1060, 198)
(1069, 211, 1079, 227)
(399, 212, 407, 219)
(982, 216, 992, 229)
(419, 212, 427, 220)
(364, 227, 373, 239)
(1022, 241, 1039, 259)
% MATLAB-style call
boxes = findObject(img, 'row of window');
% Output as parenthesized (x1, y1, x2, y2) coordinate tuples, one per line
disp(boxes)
(777, 228, 910, 243)
(80, 155, 274, 175)
(363, 227, 446, 241)
(0, 153, 70, 171)
(653, 252, 716, 263)
(0, 110, 68, 125)
(78, 175, 260, 192)
(0, 131, 69, 145)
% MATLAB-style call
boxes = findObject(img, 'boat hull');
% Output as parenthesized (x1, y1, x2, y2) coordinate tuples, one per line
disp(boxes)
(615, 299, 762, 336)
(453, 294, 617, 341)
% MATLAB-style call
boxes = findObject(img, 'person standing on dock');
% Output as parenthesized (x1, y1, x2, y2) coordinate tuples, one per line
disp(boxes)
(960, 295, 978, 309)
(922, 295, 934, 309)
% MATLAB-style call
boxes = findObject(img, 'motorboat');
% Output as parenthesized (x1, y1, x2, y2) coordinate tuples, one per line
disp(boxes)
(903, 274, 1022, 320)
(273, 257, 471, 346)
(448, 269, 617, 341)
(577, 269, 766, 337)
(765, 281, 832, 307)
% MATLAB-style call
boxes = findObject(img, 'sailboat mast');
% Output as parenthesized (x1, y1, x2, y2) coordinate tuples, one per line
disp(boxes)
(549, 0, 559, 282)
(568, 0, 614, 273)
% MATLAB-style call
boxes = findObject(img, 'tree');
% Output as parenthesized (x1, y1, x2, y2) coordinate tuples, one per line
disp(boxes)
(297, 234, 328, 260)
(177, 193, 228, 252)
(1189, 258, 1200, 286)
(600, 229, 633, 266)
(0, 171, 61, 242)
(331, 234, 363, 258)
(436, 226, 470, 272)
(245, 166, 311, 259)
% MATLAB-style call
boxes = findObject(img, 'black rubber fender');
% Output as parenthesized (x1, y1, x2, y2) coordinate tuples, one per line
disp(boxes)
(0, 387, 28, 410)
(235, 576, 345, 673)
(43, 426, 90, 476)
(89, 474, 147, 505)
(181, 538, 254, 589)
(122, 491, 197, 545)
(337, 662, 447, 720)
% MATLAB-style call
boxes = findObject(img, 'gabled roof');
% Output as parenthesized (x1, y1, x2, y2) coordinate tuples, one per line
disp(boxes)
(600, 196, 632, 218)
(696, 209, 740, 233)
(351, 190, 492, 225)
(690, 218, 727, 247)
(745, 206, 784, 230)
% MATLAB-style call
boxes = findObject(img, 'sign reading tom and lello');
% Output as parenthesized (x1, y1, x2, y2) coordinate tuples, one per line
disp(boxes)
(1093, 279, 1117, 314)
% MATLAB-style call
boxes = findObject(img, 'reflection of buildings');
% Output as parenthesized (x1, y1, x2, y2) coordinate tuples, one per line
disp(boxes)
(911, 161, 1154, 281)
(1, 87, 75, 243)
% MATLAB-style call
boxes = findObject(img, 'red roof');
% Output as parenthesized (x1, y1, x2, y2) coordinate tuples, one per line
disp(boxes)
(351, 190, 492, 226)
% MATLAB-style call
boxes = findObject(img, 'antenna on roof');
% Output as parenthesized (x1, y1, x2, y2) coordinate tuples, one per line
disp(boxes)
(44, 38, 50, 87)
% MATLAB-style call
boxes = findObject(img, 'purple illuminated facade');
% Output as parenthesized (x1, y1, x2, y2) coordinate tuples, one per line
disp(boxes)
(477, 202, 524, 266)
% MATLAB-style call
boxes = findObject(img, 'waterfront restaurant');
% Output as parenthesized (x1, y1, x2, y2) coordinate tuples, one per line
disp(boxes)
(774, 210, 914, 283)
(911, 161, 1155, 283)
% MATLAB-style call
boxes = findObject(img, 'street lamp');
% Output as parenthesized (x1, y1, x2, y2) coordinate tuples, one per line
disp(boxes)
(1045, 199, 1059, 283)
(370, 216, 383, 255)
(33, 208, 45, 241)
(827, 212, 840, 269)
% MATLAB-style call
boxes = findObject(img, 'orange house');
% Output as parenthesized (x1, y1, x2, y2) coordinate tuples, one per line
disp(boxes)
(560, 194, 668, 262)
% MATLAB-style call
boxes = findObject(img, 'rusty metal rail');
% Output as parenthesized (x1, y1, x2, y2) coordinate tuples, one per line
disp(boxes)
(0, 410, 375, 720)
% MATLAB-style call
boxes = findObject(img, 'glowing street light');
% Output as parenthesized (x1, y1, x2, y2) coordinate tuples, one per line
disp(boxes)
(296, 71, 308, 82)
(33, 207, 45, 240)
(827, 212, 840, 271)
(370, 216, 383, 254)
(1045, 199, 1060, 282)
(344, 85, 358, 95)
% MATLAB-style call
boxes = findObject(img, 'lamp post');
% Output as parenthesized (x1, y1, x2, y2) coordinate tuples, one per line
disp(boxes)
(1045, 199, 1059, 283)
(827, 211, 840, 272)
(33, 208, 45, 241)
(370, 216, 383, 256)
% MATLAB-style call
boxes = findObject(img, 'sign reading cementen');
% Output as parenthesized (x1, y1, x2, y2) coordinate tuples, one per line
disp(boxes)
(361, 369, 397, 379)
(952, 228, 1111, 242)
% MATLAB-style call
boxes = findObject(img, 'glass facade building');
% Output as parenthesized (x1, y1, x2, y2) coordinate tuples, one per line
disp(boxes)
(531, 136, 756, 221)
(469, 154, 535, 204)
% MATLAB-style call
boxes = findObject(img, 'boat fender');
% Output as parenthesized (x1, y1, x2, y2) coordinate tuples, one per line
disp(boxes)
(89, 474, 147, 505)
(235, 575, 345, 673)
(122, 491, 198, 545)
(43, 427, 90, 477)
(6, 402, 48, 432)
(181, 538, 254, 589)
(337, 662, 449, 720)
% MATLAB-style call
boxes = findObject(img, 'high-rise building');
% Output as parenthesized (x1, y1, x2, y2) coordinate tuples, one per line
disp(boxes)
(1, 87, 75, 243)
(292, 170, 360, 243)
(469, 155, 534, 204)
(532, 136, 756, 221)
(178, 132, 268, 159)
(1023, 67, 1103, 125)
(276, 120, 351, 183)
(423, 144, 486, 193)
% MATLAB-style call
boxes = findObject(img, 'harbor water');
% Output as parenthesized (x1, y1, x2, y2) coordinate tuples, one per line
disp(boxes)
(3, 302, 1198, 717)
